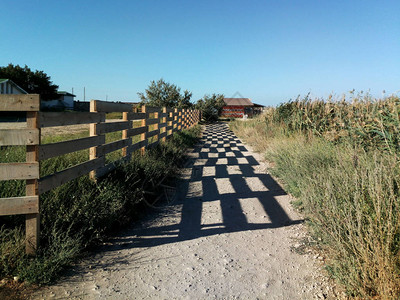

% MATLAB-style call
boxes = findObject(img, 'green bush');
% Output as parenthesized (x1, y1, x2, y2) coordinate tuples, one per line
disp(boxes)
(196, 94, 225, 122)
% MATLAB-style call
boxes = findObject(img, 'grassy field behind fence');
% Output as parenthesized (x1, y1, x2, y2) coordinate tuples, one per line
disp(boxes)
(230, 94, 400, 299)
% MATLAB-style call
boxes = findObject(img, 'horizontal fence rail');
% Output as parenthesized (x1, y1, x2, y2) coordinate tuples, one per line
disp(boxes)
(0, 94, 200, 254)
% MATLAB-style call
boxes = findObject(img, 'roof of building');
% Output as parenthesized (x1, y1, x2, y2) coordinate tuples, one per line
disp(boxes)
(223, 98, 253, 106)
(0, 79, 28, 94)
(253, 103, 265, 107)
(57, 91, 76, 97)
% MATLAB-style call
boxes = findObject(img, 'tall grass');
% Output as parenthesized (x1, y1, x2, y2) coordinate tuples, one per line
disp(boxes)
(230, 94, 400, 299)
(0, 126, 200, 284)
(272, 93, 400, 152)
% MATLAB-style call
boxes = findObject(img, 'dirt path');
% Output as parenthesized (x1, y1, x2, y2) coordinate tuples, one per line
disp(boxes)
(33, 123, 335, 299)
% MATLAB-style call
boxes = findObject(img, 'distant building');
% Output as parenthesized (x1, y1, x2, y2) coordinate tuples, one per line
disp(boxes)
(221, 98, 265, 118)
(41, 91, 76, 110)
(0, 79, 27, 94)
(0, 80, 76, 110)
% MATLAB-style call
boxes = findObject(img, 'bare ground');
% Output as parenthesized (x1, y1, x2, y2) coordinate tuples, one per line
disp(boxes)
(32, 123, 341, 300)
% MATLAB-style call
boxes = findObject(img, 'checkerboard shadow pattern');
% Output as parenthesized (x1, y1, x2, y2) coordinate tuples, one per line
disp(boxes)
(118, 123, 303, 248)
(178, 123, 303, 239)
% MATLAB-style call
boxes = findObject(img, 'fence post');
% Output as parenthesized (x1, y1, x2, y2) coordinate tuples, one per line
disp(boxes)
(178, 109, 182, 130)
(122, 111, 132, 160)
(140, 105, 147, 155)
(162, 107, 167, 142)
(173, 108, 177, 133)
(89, 100, 106, 179)
(155, 108, 160, 144)
(169, 108, 173, 138)
(25, 96, 40, 255)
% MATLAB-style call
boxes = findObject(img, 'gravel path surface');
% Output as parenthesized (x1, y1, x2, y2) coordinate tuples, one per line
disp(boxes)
(33, 123, 335, 300)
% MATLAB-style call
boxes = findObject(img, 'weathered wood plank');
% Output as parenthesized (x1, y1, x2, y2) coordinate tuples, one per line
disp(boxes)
(146, 130, 159, 138)
(97, 121, 131, 134)
(0, 129, 39, 146)
(122, 112, 130, 158)
(127, 112, 146, 120)
(159, 123, 167, 129)
(0, 196, 39, 216)
(89, 102, 106, 180)
(128, 140, 147, 152)
(146, 118, 159, 125)
(145, 106, 162, 113)
(159, 132, 167, 139)
(147, 140, 159, 149)
(91, 100, 133, 112)
(0, 163, 39, 180)
(166, 125, 173, 131)
(39, 136, 102, 160)
(139, 106, 147, 155)
(96, 155, 130, 178)
(39, 112, 103, 127)
(128, 126, 147, 137)
(0, 94, 40, 111)
(98, 138, 131, 155)
(25, 111, 40, 255)
(38, 158, 103, 194)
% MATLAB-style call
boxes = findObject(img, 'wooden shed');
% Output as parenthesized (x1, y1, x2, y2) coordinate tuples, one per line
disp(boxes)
(221, 98, 254, 118)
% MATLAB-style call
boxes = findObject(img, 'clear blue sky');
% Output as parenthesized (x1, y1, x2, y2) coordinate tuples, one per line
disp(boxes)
(1, 0, 399, 106)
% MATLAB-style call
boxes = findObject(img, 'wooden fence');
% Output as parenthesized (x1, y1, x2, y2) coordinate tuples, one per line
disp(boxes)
(0, 94, 200, 254)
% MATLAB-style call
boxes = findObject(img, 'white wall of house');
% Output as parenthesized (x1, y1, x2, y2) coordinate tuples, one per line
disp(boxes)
(63, 95, 74, 109)
(0, 81, 25, 94)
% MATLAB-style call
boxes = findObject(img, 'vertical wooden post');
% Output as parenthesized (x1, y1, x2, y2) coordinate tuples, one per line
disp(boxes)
(122, 111, 131, 160)
(140, 105, 147, 155)
(178, 109, 182, 130)
(90, 100, 106, 179)
(155, 108, 160, 144)
(162, 107, 167, 142)
(25, 95, 40, 255)
(174, 108, 178, 133)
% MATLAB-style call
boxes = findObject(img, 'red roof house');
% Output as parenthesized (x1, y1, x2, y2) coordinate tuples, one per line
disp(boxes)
(221, 98, 254, 118)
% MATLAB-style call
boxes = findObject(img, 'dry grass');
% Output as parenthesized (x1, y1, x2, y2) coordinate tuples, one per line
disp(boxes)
(230, 95, 400, 299)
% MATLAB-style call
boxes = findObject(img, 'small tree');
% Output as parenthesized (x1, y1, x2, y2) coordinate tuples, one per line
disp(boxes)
(138, 78, 193, 108)
(0, 63, 59, 100)
(196, 94, 225, 122)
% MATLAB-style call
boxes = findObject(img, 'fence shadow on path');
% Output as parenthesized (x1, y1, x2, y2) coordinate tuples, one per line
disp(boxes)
(106, 122, 303, 250)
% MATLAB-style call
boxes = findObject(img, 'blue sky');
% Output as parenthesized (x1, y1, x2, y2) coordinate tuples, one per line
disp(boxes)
(1, 0, 399, 106)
